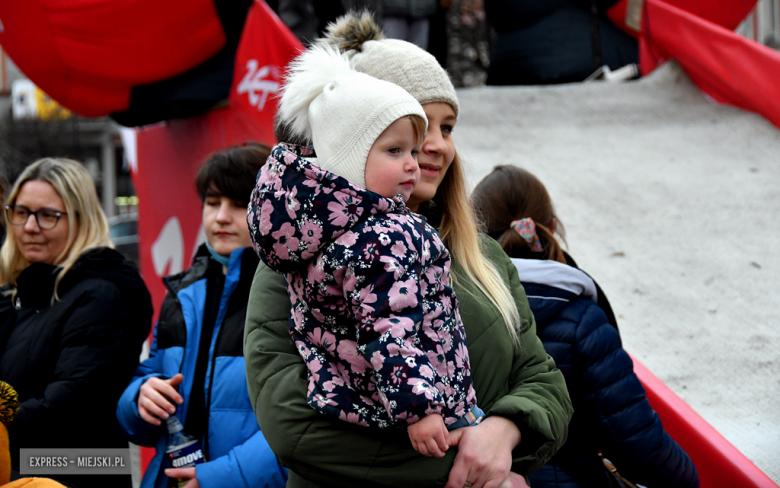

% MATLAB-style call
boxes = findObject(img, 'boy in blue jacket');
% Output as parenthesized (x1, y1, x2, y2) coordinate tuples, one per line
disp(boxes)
(116, 144, 287, 488)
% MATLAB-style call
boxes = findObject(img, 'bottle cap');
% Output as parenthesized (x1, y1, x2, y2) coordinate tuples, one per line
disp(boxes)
(166, 416, 184, 434)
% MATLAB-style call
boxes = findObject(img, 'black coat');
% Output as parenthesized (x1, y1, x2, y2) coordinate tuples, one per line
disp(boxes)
(0, 247, 152, 488)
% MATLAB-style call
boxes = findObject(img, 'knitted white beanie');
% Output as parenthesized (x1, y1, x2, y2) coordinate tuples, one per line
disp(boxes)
(277, 45, 426, 189)
(317, 11, 459, 116)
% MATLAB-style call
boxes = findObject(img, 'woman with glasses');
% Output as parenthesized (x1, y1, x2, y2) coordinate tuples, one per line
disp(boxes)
(0, 158, 152, 488)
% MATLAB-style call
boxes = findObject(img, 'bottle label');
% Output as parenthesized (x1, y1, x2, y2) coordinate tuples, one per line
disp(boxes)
(165, 440, 205, 470)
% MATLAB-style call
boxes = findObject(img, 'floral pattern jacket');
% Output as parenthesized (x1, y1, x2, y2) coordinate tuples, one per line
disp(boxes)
(248, 143, 477, 429)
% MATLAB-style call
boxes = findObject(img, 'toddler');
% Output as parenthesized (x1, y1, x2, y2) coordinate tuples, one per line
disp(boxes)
(248, 46, 481, 457)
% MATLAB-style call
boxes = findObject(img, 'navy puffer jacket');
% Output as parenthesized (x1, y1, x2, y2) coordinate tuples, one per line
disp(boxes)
(512, 258, 699, 488)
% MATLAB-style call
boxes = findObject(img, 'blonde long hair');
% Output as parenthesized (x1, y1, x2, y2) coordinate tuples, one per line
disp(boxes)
(434, 153, 522, 346)
(0, 158, 113, 296)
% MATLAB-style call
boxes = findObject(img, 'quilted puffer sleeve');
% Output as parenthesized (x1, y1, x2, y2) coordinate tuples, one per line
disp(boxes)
(479, 237, 574, 473)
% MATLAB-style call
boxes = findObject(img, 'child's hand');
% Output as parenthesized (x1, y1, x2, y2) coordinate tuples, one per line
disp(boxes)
(408, 414, 449, 457)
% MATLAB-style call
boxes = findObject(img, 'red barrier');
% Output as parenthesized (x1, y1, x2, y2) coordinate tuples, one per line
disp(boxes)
(639, 0, 780, 130)
(631, 355, 778, 488)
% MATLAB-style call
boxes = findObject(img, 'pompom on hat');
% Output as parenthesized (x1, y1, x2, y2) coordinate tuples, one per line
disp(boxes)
(317, 10, 459, 116)
(277, 45, 426, 189)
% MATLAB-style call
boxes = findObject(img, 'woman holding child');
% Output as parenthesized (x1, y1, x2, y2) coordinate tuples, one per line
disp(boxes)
(244, 12, 572, 488)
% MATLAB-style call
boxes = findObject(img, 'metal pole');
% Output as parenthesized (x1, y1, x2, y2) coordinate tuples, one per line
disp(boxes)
(102, 132, 117, 218)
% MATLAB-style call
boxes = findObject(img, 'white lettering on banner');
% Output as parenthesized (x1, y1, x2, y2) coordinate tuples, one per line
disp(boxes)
(236, 60, 280, 111)
(151, 217, 184, 277)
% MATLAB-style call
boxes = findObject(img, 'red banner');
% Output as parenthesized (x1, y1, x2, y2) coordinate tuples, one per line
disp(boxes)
(607, 0, 757, 38)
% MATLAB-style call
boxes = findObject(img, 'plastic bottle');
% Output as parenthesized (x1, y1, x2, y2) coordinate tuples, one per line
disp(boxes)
(164, 416, 205, 488)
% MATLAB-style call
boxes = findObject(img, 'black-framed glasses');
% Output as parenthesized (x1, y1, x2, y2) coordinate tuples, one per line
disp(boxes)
(4, 204, 68, 230)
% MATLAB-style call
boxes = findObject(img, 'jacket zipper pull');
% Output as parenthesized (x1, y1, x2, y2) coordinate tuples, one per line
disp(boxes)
(14, 297, 21, 310)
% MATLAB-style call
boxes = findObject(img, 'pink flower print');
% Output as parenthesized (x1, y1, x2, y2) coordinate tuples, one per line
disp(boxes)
(295, 340, 311, 359)
(441, 295, 452, 315)
(378, 233, 391, 246)
(395, 411, 421, 425)
(322, 374, 345, 392)
(339, 411, 367, 426)
(422, 239, 431, 263)
(358, 285, 377, 316)
(291, 307, 305, 327)
(390, 241, 407, 259)
(335, 230, 359, 247)
(424, 265, 443, 289)
(312, 308, 326, 323)
(370, 350, 385, 371)
(283, 150, 298, 165)
(375, 198, 391, 213)
(285, 186, 301, 219)
(373, 315, 415, 339)
(309, 358, 323, 383)
(307, 259, 327, 284)
(389, 279, 419, 312)
(388, 315, 416, 338)
(302, 178, 322, 197)
(390, 365, 407, 386)
(300, 220, 323, 258)
(370, 222, 392, 235)
(428, 344, 455, 378)
(419, 364, 435, 380)
(380, 256, 403, 280)
(362, 242, 380, 262)
(312, 393, 337, 409)
(454, 342, 469, 369)
(257, 199, 274, 236)
(387, 343, 421, 358)
(408, 378, 437, 401)
(328, 192, 363, 227)
(337, 340, 368, 374)
(307, 328, 337, 354)
(271, 222, 300, 260)
(327, 362, 350, 383)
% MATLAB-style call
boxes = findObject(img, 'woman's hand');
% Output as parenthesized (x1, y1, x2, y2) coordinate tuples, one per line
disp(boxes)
(138, 373, 184, 425)
(164, 467, 200, 488)
(444, 416, 521, 488)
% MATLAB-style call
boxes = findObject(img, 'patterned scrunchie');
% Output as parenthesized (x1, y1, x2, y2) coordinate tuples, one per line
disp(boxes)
(510, 218, 543, 252)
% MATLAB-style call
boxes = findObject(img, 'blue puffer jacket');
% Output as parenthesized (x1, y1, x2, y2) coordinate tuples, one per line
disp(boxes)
(513, 258, 699, 488)
(116, 247, 287, 488)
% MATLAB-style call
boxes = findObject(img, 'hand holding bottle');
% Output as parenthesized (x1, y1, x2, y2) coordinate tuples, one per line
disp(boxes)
(164, 468, 200, 488)
(138, 373, 184, 425)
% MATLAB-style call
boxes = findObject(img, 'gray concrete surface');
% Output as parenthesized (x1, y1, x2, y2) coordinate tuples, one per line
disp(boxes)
(455, 62, 780, 483)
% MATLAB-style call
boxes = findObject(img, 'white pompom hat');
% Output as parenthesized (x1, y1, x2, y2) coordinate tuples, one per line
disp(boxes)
(277, 45, 427, 189)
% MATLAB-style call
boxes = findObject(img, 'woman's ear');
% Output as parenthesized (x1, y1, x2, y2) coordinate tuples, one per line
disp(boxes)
(549, 218, 557, 234)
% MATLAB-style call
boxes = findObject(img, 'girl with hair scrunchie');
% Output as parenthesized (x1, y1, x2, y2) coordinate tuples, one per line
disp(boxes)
(472, 165, 699, 488)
